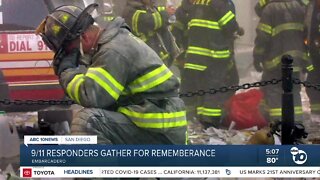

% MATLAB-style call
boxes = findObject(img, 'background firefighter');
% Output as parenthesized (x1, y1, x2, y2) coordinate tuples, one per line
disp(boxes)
(255, 0, 310, 17)
(122, 0, 179, 67)
(180, 0, 241, 128)
(305, 0, 320, 124)
(225, 0, 244, 99)
(170, 0, 195, 70)
(253, 0, 314, 123)
(36, 4, 187, 144)
(255, 0, 272, 17)
(94, 0, 115, 25)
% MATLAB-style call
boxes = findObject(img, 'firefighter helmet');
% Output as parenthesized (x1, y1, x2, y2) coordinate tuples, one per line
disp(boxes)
(36, 3, 98, 53)
(95, 0, 114, 15)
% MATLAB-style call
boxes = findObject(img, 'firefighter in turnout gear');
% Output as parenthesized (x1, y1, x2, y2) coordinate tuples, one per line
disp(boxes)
(171, 0, 194, 60)
(36, 4, 187, 144)
(255, 0, 271, 17)
(122, 0, 178, 67)
(305, 0, 320, 123)
(94, 0, 115, 25)
(180, 0, 240, 128)
(255, 0, 310, 17)
(226, 0, 243, 95)
(253, 0, 314, 123)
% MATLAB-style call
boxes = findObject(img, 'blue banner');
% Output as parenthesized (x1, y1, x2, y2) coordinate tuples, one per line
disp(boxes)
(20, 145, 320, 166)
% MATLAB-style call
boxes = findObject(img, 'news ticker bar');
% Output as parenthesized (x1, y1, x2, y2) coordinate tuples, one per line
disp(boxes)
(20, 167, 320, 178)
(21, 145, 320, 166)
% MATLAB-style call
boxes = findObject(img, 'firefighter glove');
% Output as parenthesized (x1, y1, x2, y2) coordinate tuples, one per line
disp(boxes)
(253, 60, 263, 72)
(53, 48, 80, 76)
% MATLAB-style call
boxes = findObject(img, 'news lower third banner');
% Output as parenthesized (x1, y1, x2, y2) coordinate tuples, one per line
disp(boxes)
(20, 136, 320, 178)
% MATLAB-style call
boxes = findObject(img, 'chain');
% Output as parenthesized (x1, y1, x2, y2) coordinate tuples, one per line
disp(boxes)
(293, 78, 320, 91)
(0, 79, 282, 106)
(179, 78, 282, 98)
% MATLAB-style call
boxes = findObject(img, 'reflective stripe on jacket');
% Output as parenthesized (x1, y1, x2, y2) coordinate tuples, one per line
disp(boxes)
(123, 2, 176, 66)
(60, 18, 186, 133)
(185, 0, 238, 70)
(253, 0, 313, 72)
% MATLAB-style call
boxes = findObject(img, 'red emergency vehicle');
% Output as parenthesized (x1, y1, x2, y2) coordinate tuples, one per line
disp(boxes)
(0, 0, 69, 111)
(0, 31, 63, 100)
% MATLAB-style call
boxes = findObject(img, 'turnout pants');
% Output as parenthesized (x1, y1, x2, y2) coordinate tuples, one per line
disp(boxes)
(261, 70, 303, 123)
(225, 56, 240, 97)
(306, 52, 320, 115)
(181, 58, 235, 128)
(71, 108, 187, 144)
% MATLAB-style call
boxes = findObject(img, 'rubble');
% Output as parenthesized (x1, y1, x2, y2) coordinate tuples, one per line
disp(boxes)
(187, 76, 320, 145)
(188, 121, 256, 145)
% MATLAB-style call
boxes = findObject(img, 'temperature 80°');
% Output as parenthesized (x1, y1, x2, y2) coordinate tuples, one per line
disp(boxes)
(266, 157, 279, 164)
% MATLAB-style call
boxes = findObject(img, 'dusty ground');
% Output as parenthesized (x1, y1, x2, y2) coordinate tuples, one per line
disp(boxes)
(186, 70, 320, 145)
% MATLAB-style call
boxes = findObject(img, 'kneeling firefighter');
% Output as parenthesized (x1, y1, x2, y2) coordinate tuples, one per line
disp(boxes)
(36, 4, 187, 144)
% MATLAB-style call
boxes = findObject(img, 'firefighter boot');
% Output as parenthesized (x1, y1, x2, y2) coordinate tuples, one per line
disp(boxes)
(198, 116, 222, 129)
(186, 106, 197, 122)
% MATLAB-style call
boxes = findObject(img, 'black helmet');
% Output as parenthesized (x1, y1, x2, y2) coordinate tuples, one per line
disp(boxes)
(36, 3, 98, 53)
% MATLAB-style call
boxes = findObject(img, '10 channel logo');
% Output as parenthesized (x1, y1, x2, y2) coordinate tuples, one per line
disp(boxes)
(290, 147, 307, 165)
